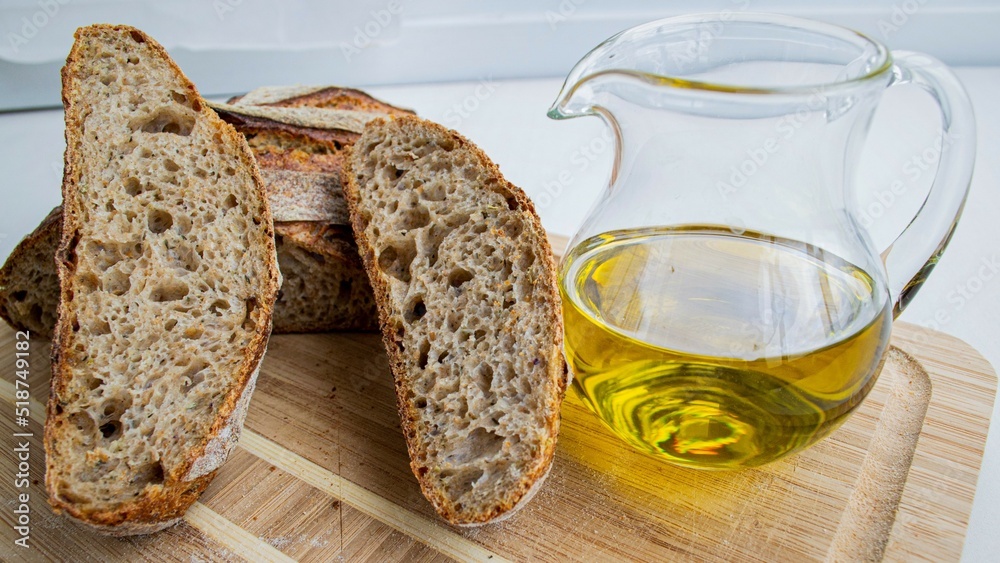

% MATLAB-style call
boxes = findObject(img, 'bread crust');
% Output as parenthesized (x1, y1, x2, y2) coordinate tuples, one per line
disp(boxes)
(342, 115, 567, 526)
(227, 85, 416, 115)
(45, 24, 280, 535)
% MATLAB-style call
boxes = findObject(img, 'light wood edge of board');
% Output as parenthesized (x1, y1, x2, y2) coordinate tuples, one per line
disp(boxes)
(825, 347, 932, 562)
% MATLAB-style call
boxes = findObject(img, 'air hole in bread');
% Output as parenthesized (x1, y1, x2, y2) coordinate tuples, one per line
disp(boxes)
(473, 363, 494, 395)
(377, 239, 416, 283)
(405, 296, 426, 323)
(150, 279, 188, 302)
(419, 181, 446, 202)
(242, 297, 258, 331)
(417, 340, 430, 369)
(132, 462, 165, 488)
(147, 208, 173, 234)
(209, 299, 230, 315)
(127, 55, 139, 65)
(104, 269, 131, 296)
(442, 427, 503, 469)
(77, 272, 99, 293)
(437, 351, 449, 364)
(448, 268, 473, 288)
(163, 159, 180, 172)
(174, 214, 192, 237)
(164, 318, 177, 331)
(414, 396, 428, 409)
(181, 360, 208, 390)
(129, 30, 145, 43)
(395, 204, 430, 231)
(138, 107, 195, 136)
(90, 318, 112, 336)
(11, 290, 27, 302)
(223, 194, 238, 210)
(99, 420, 122, 441)
(69, 411, 96, 437)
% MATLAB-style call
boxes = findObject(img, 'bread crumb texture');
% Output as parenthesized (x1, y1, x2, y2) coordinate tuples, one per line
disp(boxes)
(351, 117, 563, 523)
(47, 26, 276, 517)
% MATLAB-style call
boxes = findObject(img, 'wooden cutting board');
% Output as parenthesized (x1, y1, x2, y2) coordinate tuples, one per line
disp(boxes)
(0, 308, 995, 561)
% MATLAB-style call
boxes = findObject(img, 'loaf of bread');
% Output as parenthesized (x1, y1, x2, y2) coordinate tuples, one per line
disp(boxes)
(45, 24, 279, 535)
(216, 86, 413, 332)
(0, 87, 413, 336)
(344, 116, 568, 525)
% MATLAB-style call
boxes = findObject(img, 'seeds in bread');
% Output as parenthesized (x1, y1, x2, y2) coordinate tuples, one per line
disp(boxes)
(45, 24, 279, 535)
(344, 116, 567, 526)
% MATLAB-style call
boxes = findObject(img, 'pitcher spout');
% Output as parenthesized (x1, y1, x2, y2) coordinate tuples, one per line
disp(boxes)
(547, 28, 633, 120)
(548, 14, 728, 120)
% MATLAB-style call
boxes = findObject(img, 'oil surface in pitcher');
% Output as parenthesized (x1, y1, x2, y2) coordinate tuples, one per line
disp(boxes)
(560, 226, 892, 469)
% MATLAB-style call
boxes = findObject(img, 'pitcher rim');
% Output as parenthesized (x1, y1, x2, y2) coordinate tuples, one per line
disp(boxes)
(549, 12, 893, 117)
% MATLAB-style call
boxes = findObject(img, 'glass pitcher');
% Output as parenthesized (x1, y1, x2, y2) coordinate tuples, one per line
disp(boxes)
(549, 13, 976, 469)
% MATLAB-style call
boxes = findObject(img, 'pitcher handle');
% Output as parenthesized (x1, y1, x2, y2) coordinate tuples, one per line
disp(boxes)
(877, 51, 976, 317)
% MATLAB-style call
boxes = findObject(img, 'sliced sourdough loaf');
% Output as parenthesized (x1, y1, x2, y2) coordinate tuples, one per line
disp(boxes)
(343, 116, 568, 526)
(45, 24, 279, 535)
(0, 86, 412, 336)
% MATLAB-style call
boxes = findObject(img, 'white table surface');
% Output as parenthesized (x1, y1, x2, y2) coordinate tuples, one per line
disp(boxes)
(1, 69, 997, 560)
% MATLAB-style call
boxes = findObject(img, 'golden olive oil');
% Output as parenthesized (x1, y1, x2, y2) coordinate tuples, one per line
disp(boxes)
(560, 226, 891, 469)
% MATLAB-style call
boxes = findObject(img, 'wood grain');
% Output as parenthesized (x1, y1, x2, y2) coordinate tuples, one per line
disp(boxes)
(0, 315, 994, 561)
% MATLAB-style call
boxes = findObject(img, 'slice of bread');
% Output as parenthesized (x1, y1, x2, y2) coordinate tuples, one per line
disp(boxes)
(0, 207, 61, 336)
(45, 24, 280, 535)
(0, 86, 412, 336)
(343, 116, 568, 526)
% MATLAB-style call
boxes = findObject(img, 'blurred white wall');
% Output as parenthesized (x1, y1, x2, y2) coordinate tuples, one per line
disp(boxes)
(1, 0, 998, 110)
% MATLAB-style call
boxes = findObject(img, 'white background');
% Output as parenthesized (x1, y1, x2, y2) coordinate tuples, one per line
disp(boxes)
(1, 1, 998, 560)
